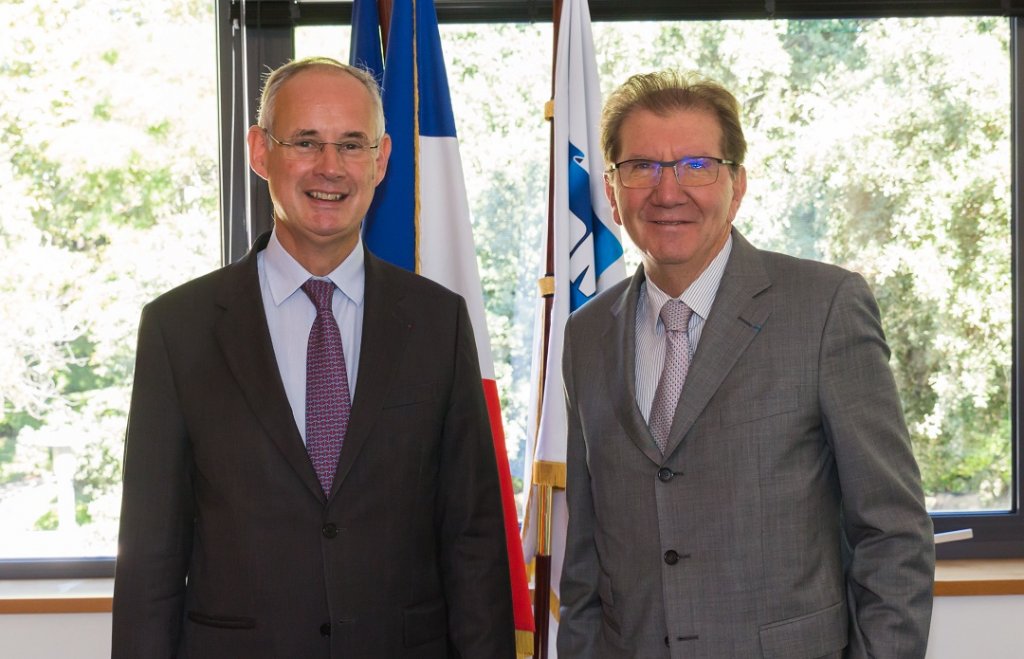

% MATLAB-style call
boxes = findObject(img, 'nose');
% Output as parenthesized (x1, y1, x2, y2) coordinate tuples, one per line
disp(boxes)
(649, 166, 689, 205)
(312, 144, 346, 176)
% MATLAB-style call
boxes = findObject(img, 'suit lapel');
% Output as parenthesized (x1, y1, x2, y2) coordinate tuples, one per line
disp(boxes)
(662, 230, 773, 457)
(604, 266, 665, 465)
(213, 233, 325, 500)
(328, 251, 411, 498)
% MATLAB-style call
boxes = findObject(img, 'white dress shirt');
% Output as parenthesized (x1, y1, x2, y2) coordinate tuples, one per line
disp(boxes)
(257, 230, 365, 445)
(634, 235, 732, 421)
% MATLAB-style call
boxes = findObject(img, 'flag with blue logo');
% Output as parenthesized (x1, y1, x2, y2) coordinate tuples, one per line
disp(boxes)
(522, 0, 625, 654)
(349, 0, 534, 653)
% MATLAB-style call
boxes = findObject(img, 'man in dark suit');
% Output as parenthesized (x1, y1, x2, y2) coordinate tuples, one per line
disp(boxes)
(112, 57, 514, 658)
(557, 71, 934, 657)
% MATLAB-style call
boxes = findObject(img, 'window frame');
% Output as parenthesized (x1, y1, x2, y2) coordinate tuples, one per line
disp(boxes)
(930, 14, 1024, 559)
(2, 0, 1019, 580)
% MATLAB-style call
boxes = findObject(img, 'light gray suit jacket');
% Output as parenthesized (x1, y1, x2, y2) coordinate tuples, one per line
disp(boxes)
(558, 229, 934, 658)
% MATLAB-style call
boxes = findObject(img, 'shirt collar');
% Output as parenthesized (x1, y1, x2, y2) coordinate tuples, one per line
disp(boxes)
(643, 234, 733, 328)
(264, 229, 366, 308)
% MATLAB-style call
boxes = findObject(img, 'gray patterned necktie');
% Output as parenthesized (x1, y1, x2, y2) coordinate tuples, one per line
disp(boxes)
(649, 300, 693, 454)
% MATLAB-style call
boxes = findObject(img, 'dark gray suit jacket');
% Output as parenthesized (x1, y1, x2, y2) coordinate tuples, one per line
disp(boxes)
(112, 232, 514, 658)
(558, 229, 934, 658)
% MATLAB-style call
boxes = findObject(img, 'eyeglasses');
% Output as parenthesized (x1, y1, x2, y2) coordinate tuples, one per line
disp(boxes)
(264, 131, 380, 162)
(608, 156, 737, 189)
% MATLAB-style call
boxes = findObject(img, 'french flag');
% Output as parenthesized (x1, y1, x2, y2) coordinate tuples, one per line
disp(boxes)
(350, 0, 535, 652)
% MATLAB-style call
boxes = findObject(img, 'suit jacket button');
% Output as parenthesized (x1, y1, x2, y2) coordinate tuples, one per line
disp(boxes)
(664, 550, 680, 565)
(322, 523, 338, 538)
(657, 467, 674, 482)
(319, 623, 331, 636)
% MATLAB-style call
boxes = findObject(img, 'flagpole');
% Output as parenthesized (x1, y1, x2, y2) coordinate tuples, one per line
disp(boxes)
(532, 1, 564, 656)
(377, 0, 393, 54)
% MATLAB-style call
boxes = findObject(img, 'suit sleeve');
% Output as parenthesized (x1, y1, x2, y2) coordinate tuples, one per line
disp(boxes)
(111, 302, 194, 658)
(819, 273, 935, 658)
(435, 297, 516, 657)
(556, 312, 603, 658)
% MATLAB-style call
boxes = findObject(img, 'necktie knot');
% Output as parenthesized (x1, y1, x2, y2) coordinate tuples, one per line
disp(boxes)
(302, 278, 335, 313)
(660, 299, 692, 333)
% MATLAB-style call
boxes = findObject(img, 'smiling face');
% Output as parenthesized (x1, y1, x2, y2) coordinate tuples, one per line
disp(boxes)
(605, 107, 746, 297)
(247, 66, 391, 275)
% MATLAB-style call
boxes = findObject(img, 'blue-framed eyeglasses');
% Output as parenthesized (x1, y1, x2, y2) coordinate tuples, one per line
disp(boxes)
(608, 156, 738, 188)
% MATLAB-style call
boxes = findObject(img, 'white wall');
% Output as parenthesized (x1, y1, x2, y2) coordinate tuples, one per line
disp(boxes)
(0, 612, 110, 659)
(0, 596, 1021, 658)
(926, 595, 1024, 659)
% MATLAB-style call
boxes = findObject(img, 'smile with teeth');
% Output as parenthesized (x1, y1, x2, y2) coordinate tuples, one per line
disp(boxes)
(308, 190, 346, 201)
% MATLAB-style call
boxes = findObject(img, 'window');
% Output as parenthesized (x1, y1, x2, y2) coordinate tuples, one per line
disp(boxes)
(588, 16, 1014, 518)
(0, 0, 219, 574)
(2, 1, 1020, 576)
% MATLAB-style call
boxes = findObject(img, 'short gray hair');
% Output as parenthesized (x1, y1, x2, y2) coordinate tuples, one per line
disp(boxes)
(256, 56, 385, 140)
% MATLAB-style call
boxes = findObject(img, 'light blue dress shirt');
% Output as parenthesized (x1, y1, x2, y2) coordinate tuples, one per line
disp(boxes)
(257, 230, 365, 445)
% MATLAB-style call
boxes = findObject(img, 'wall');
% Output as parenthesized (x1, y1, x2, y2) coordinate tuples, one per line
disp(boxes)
(0, 596, 1020, 658)
(0, 612, 110, 659)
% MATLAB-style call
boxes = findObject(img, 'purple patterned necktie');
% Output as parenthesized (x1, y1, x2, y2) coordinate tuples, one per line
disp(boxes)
(649, 300, 693, 454)
(301, 279, 351, 495)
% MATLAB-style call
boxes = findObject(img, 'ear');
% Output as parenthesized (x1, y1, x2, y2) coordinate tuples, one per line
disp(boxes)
(247, 126, 270, 181)
(604, 172, 623, 226)
(727, 165, 747, 223)
(373, 133, 393, 186)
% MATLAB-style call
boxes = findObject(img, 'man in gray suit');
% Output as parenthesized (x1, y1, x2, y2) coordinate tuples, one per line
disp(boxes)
(558, 70, 934, 658)
(112, 57, 514, 657)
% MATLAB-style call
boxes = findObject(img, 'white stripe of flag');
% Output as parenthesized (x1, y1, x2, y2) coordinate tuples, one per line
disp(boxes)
(523, 0, 626, 655)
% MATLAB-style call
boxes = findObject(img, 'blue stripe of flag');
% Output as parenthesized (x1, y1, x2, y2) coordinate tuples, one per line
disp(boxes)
(348, 0, 383, 86)
(350, 0, 417, 271)
(415, 0, 456, 138)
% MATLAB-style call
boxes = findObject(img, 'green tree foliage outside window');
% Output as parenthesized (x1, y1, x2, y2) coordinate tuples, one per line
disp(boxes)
(0, 9, 1010, 563)
(589, 17, 1012, 511)
(430, 17, 1013, 513)
(0, 0, 218, 558)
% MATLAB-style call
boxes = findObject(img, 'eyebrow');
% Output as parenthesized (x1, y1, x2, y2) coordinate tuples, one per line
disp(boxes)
(289, 128, 372, 141)
(622, 155, 710, 161)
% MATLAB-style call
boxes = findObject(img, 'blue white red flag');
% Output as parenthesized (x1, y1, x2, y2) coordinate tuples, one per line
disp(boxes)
(522, 0, 626, 654)
(349, 0, 534, 653)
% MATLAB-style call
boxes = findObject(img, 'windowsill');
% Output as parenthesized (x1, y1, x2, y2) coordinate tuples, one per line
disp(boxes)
(0, 578, 113, 614)
(933, 559, 1024, 596)
(0, 560, 1021, 614)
